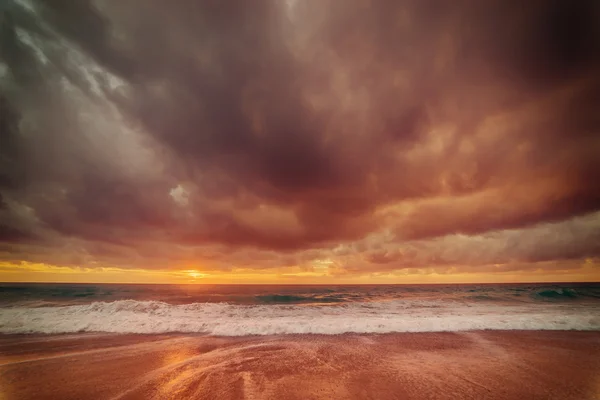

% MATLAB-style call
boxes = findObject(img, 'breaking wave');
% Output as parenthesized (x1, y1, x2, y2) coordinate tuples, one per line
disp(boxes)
(534, 288, 579, 300)
(1, 299, 599, 335)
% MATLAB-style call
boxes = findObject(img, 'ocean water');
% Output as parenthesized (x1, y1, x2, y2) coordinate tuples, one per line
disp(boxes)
(0, 283, 599, 335)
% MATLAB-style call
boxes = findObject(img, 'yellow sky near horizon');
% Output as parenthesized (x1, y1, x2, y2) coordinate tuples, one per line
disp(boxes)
(1, 261, 598, 285)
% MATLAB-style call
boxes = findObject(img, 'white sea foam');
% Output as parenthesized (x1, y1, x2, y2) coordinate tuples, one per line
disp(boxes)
(0, 300, 599, 335)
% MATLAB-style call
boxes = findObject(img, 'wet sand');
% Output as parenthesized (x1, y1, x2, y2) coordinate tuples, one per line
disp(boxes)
(1, 331, 599, 400)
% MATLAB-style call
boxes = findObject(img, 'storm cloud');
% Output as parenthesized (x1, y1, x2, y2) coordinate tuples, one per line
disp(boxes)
(1, 0, 599, 278)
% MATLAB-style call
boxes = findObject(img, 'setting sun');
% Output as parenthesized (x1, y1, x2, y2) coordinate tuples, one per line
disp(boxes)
(185, 270, 205, 280)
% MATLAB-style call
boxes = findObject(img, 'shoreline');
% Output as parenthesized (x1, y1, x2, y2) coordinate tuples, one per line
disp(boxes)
(2, 327, 600, 340)
(1, 330, 599, 399)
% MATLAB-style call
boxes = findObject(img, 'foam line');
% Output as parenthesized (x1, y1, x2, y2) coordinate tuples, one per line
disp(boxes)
(1, 300, 599, 335)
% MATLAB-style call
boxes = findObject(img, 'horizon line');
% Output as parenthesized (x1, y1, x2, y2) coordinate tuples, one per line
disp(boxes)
(1, 280, 599, 286)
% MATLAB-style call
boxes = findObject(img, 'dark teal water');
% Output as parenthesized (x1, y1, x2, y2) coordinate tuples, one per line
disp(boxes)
(1, 282, 599, 307)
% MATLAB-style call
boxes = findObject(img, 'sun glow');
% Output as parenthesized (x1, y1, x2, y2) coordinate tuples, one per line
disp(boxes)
(0, 260, 598, 285)
(185, 270, 205, 280)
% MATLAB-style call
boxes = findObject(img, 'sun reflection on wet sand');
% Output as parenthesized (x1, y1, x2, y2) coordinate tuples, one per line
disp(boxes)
(1, 332, 599, 400)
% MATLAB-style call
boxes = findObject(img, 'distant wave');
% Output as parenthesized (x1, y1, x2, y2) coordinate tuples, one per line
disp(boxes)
(255, 294, 346, 303)
(1, 300, 599, 335)
(465, 295, 515, 302)
(3, 283, 600, 307)
(534, 288, 579, 300)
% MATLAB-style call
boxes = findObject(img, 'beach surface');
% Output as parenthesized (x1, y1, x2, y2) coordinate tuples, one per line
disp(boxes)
(1, 331, 599, 400)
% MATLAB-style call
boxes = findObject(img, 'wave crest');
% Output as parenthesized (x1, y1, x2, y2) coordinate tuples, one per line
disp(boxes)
(534, 289, 579, 300)
(255, 294, 345, 303)
(1, 299, 599, 335)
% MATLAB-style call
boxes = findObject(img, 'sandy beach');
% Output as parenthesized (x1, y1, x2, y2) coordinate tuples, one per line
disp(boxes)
(1, 331, 599, 400)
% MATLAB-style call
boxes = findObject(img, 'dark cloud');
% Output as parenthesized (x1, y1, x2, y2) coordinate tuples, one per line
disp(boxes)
(0, 0, 599, 276)
(362, 212, 600, 270)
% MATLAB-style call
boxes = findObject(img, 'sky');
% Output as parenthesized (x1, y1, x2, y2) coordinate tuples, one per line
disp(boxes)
(0, 0, 599, 284)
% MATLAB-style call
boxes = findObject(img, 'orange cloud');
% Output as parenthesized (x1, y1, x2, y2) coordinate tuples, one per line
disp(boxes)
(1, 0, 599, 283)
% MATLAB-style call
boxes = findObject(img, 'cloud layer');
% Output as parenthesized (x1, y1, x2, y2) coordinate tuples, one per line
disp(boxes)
(1, 0, 599, 279)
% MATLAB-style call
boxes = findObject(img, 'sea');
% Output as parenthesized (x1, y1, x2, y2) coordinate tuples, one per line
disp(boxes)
(0, 282, 599, 335)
